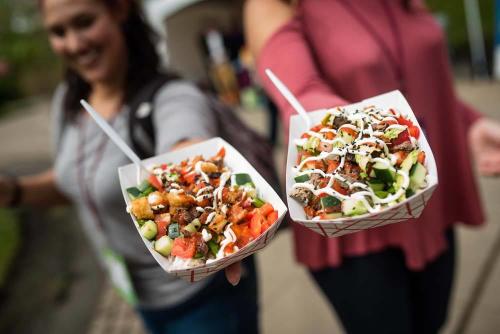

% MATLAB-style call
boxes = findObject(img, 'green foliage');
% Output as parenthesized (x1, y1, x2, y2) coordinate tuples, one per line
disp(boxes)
(0, 0, 61, 109)
(0, 209, 20, 288)
(427, 0, 494, 50)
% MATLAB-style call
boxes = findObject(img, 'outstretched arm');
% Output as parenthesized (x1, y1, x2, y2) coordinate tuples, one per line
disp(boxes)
(0, 169, 70, 208)
(244, 0, 347, 131)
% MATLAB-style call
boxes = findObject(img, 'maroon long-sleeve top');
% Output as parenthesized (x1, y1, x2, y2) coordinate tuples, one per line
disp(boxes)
(257, 0, 484, 270)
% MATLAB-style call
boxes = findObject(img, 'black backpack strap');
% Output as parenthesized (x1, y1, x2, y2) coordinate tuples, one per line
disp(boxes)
(128, 74, 173, 159)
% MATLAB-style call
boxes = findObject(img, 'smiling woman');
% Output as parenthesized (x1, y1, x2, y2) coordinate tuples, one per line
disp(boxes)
(41, 0, 159, 121)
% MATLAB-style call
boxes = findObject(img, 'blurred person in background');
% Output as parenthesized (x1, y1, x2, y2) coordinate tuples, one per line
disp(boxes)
(245, 0, 500, 333)
(0, 0, 257, 333)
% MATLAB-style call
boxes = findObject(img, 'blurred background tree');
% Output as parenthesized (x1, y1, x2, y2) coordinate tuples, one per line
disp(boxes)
(427, 0, 495, 72)
(0, 0, 61, 114)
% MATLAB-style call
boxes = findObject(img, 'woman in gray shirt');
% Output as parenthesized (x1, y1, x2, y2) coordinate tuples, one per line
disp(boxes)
(0, 0, 258, 333)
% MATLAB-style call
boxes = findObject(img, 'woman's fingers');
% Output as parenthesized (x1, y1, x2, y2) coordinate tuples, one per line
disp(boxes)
(225, 261, 242, 286)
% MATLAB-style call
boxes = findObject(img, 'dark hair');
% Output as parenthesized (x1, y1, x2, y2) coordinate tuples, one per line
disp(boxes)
(59, 0, 162, 122)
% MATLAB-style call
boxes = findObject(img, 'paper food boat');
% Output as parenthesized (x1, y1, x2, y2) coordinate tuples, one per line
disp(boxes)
(286, 90, 438, 237)
(119, 137, 287, 282)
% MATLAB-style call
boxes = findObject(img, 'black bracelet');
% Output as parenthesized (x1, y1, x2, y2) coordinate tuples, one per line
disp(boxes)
(7, 176, 22, 207)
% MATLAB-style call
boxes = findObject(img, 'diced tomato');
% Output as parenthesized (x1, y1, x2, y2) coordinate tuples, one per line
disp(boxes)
(300, 133, 311, 139)
(304, 205, 316, 218)
(339, 127, 357, 138)
(224, 242, 235, 255)
(171, 237, 196, 259)
(233, 223, 253, 248)
(310, 124, 323, 132)
(148, 174, 163, 191)
(325, 132, 335, 140)
(392, 129, 410, 146)
(304, 160, 324, 171)
(249, 213, 265, 238)
(315, 160, 327, 171)
(155, 220, 169, 240)
(297, 151, 312, 165)
(397, 116, 414, 127)
(267, 210, 278, 226)
(180, 166, 191, 176)
(418, 151, 426, 164)
(161, 163, 168, 170)
(245, 209, 256, 222)
(317, 178, 329, 188)
(408, 125, 420, 139)
(183, 171, 196, 184)
(262, 208, 278, 232)
(326, 160, 339, 173)
(393, 151, 408, 166)
(333, 180, 349, 195)
(259, 203, 275, 217)
(212, 147, 225, 160)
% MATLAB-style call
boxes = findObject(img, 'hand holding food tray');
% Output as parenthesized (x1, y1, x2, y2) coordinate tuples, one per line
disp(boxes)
(286, 90, 438, 237)
(119, 137, 287, 282)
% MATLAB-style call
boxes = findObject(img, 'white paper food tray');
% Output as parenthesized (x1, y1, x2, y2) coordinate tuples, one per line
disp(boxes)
(119, 137, 287, 282)
(286, 90, 438, 237)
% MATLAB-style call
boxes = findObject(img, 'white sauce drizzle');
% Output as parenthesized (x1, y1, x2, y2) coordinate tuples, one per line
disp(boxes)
(293, 105, 418, 214)
(194, 161, 210, 183)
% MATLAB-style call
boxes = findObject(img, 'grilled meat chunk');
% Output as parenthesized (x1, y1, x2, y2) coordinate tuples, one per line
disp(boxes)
(290, 187, 313, 204)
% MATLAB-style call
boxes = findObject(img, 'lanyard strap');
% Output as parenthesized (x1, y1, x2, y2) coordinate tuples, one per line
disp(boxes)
(340, 0, 406, 93)
(76, 115, 116, 231)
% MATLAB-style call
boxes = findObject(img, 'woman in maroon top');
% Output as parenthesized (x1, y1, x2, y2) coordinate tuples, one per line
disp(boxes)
(245, 0, 500, 333)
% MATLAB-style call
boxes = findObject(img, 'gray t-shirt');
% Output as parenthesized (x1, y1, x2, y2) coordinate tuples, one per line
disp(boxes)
(52, 80, 217, 309)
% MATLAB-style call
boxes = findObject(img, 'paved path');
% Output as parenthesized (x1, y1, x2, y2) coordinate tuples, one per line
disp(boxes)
(1, 81, 499, 333)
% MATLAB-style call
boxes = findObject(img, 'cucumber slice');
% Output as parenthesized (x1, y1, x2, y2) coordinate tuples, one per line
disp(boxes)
(339, 131, 354, 144)
(154, 235, 174, 256)
(191, 218, 201, 230)
(405, 188, 416, 198)
(140, 221, 157, 240)
(252, 197, 266, 208)
(136, 219, 147, 227)
(142, 186, 155, 197)
(303, 137, 320, 152)
(294, 174, 310, 183)
(194, 252, 205, 259)
(138, 180, 152, 192)
(401, 150, 419, 171)
(373, 162, 396, 183)
(341, 199, 368, 216)
(232, 173, 253, 186)
(168, 223, 180, 239)
(394, 174, 405, 192)
(368, 180, 385, 192)
(409, 162, 427, 192)
(320, 196, 341, 209)
(183, 222, 198, 234)
(126, 187, 143, 199)
(374, 190, 389, 199)
(208, 240, 220, 256)
(184, 219, 201, 234)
